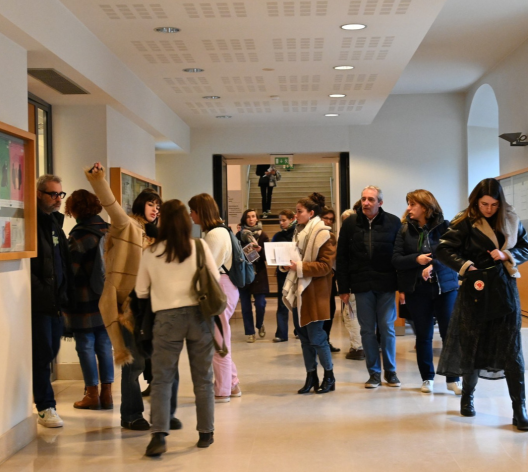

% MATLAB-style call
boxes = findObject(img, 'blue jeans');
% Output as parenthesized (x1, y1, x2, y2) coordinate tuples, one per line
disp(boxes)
(292, 308, 333, 372)
(405, 282, 459, 383)
(32, 314, 63, 411)
(355, 291, 397, 375)
(275, 272, 289, 340)
(120, 326, 179, 422)
(239, 289, 266, 335)
(74, 326, 114, 386)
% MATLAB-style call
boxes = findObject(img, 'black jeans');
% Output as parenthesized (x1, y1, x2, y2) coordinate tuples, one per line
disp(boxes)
(260, 185, 273, 213)
(405, 282, 459, 383)
(32, 314, 63, 411)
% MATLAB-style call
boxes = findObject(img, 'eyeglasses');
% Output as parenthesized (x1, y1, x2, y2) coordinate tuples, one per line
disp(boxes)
(41, 191, 67, 200)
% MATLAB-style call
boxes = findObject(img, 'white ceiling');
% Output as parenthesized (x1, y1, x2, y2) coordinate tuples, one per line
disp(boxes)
(56, 0, 446, 127)
(24, 0, 528, 130)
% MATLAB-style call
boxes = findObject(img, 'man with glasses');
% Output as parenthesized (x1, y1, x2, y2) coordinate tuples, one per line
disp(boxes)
(31, 175, 73, 427)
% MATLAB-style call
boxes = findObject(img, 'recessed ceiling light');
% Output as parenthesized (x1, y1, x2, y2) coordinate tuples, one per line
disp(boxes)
(154, 27, 180, 33)
(334, 65, 354, 70)
(325, 114, 339, 117)
(341, 24, 366, 30)
(183, 68, 204, 73)
(329, 94, 346, 98)
(216, 116, 232, 119)
(203, 96, 221, 99)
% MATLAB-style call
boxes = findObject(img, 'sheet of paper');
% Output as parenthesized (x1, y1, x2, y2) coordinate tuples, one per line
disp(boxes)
(264, 242, 301, 266)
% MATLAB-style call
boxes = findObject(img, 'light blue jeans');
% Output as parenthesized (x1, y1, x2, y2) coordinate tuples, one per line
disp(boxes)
(74, 326, 114, 386)
(355, 291, 397, 375)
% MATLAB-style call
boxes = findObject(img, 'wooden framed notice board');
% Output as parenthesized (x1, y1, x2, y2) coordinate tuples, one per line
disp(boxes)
(0, 120, 37, 261)
(498, 167, 528, 315)
(109, 167, 162, 215)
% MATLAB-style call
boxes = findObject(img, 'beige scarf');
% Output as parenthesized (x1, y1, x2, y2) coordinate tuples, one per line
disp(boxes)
(282, 217, 331, 323)
(473, 203, 520, 277)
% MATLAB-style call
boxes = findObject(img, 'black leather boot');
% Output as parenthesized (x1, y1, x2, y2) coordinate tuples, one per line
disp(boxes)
(298, 370, 319, 394)
(505, 371, 528, 431)
(460, 371, 479, 417)
(145, 433, 167, 457)
(316, 369, 336, 394)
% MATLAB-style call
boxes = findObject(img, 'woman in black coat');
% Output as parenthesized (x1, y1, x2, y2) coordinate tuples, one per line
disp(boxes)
(392, 190, 459, 395)
(238, 209, 270, 342)
(436, 178, 528, 430)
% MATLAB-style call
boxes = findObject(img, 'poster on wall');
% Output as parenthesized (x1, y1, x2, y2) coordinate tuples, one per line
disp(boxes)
(9, 141, 24, 204)
(0, 135, 10, 200)
(121, 173, 161, 216)
(0, 217, 11, 252)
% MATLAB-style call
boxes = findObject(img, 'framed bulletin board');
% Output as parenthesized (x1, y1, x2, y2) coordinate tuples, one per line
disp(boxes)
(498, 167, 528, 316)
(0, 120, 36, 261)
(109, 168, 162, 215)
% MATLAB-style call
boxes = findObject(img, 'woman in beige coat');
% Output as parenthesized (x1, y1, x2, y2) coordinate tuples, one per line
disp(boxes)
(283, 193, 336, 395)
(85, 162, 163, 430)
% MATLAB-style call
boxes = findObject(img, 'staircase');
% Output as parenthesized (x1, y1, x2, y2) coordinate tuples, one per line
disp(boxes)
(247, 164, 334, 294)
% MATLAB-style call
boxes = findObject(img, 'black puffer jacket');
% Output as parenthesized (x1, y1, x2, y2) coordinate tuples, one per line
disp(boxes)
(392, 214, 458, 294)
(31, 209, 74, 316)
(336, 207, 401, 294)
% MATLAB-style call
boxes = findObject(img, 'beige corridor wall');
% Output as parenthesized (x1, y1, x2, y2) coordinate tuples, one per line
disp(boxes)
(0, 32, 37, 461)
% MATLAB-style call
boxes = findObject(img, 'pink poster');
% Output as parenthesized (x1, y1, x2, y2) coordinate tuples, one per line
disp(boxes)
(9, 141, 24, 201)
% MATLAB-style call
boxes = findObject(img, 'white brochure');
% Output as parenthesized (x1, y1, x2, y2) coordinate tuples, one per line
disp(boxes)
(264, 242, 301, 266)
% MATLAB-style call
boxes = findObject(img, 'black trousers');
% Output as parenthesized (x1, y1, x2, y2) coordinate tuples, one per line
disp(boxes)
(260, 185, 274, 213)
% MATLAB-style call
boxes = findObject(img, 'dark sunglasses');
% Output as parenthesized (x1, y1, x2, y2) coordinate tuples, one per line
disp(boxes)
(41, 191, 67, 200)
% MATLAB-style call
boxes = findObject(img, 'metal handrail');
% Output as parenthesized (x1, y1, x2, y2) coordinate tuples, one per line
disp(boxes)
(246, 165, 251, 209)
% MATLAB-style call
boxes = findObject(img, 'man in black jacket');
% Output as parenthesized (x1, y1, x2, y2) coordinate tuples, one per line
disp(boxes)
(31, 174, 73, 428)
(336, 186, 401, 389)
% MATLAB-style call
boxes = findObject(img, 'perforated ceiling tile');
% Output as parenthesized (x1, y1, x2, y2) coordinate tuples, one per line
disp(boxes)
(99, 3, 168, 20)
(332, 73, 377, 91)
(221, 76, 266, 93)
(396, 0, 412, 14)
(346, 0, 410, 16)
(186, 102, 227, 115)
(266, 1, 327, 17)
(183, 2, 247, 19)
(339, 35, 393, 61)
(328, 99, 366, 112)
(208, 52, 258, 63)
(282, 100, 318, 112)
(164, 77, 213, 94)
(273, 38, 324, 61)
(234, 101, 272, 114)
(142, 52, 195, 63)
(278, 75, 321, 92)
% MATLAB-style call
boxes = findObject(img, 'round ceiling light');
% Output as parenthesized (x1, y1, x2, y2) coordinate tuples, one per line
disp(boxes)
(183, 68, 204, 73)
(203, 96, 221, 99)
(333, 65, 354, 70)
(341, 24, 366, 30)
(329, 94, 346, 98)
(325, 114, 339, 117)
(154, 27, 180, 33)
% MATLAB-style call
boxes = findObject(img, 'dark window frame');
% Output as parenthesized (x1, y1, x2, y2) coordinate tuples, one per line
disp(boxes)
(28, 92, 53, 175)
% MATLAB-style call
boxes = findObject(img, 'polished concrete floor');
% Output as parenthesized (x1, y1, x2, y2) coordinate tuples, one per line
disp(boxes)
(3, 304, 528, 471)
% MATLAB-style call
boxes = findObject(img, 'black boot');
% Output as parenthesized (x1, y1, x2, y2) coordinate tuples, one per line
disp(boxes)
(145, 433, 167, 457)
(298, 370, 319, 394)
(505, 371, 528, 431)
(460, 371, 479, 417)
(316, 369, 336, 394)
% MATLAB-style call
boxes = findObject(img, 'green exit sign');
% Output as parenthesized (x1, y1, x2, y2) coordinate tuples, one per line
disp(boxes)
(274, 156, 290, 166)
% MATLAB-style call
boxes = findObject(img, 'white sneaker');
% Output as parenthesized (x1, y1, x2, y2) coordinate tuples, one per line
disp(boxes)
(37, 408, 64, 428)
(447, 381, 463, 395)
(421, 380, 434, 393)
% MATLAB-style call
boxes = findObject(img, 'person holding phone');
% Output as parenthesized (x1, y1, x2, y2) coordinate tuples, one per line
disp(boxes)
(436, 178, 528, 430)
(392, 190, 460, 394)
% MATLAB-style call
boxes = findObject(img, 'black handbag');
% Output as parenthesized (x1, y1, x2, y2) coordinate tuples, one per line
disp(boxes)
(462, 264, 516, 321)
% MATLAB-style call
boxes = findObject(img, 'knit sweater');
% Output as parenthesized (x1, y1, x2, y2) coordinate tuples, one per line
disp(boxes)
(136, 239, 220, 313)
(204, 227, 233, 271)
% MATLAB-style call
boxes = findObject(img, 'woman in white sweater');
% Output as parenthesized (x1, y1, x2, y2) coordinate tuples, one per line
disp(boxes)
(189, 193, 241, 403)
(136, 199, 219, 457)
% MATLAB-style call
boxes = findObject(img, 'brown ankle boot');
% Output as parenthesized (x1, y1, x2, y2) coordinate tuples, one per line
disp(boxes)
(100, 383, 114, 410)
(74, 385, 101, 410)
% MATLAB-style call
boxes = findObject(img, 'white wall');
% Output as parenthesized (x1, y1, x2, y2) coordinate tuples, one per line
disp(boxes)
(466, 38, 528, 176)
(467, 126, 500, 191)
(0, 32, 36, 457)
(156, 94, 467, 221)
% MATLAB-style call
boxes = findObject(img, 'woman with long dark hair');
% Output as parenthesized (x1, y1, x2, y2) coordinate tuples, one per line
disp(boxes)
(238, 208, 270, 342)
(437, 178, 528, 430)
(64, 189, 114, 410)
(136, 199, 219, 456)
(283, 193, 336, 394)
(392, 189, 460, 394)
(189, 193, 242, 403)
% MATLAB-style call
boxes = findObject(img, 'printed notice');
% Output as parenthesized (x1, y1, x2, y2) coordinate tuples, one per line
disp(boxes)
(264, 242, 301, 266)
